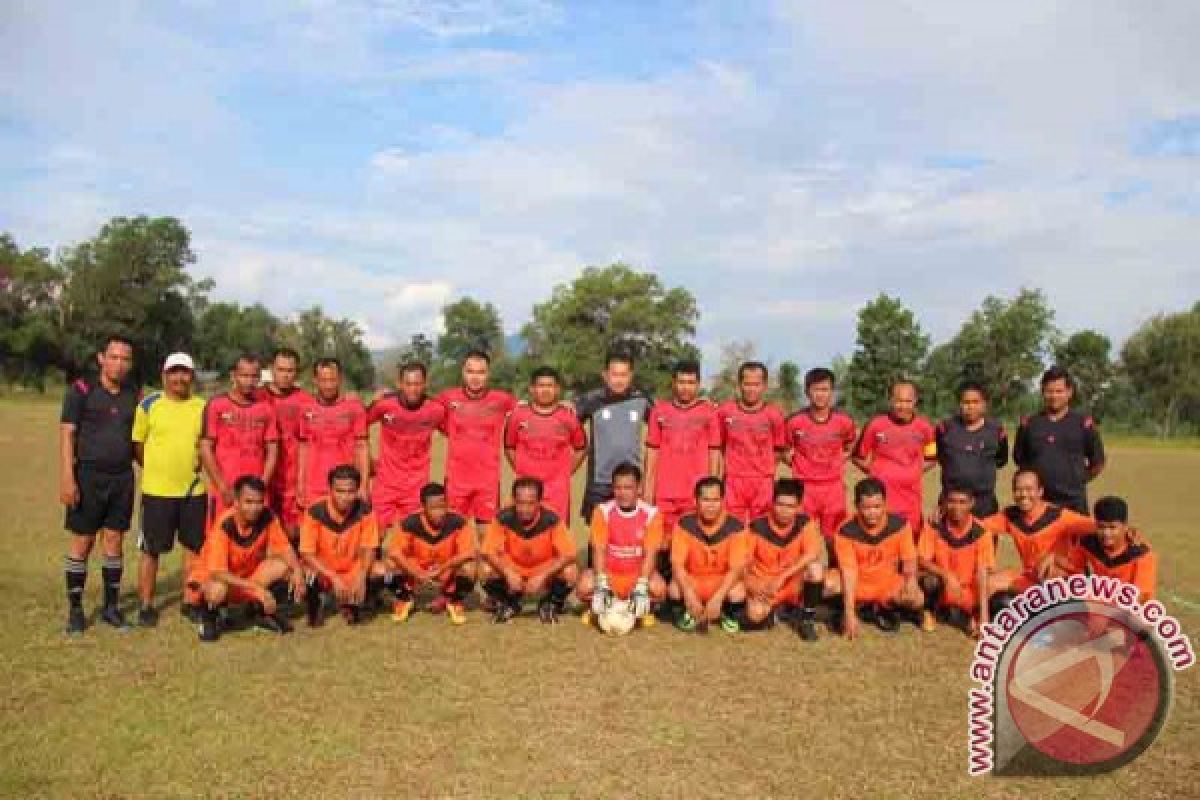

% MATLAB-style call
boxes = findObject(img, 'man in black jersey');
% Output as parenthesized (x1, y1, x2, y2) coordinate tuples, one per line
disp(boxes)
(935, 380, 1008, 516)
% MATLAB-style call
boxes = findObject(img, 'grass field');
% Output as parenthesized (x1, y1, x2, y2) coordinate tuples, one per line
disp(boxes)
(1, 396, 1196, 799)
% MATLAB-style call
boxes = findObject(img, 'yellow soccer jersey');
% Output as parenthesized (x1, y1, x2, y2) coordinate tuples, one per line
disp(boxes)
(133, 392, 207, 498)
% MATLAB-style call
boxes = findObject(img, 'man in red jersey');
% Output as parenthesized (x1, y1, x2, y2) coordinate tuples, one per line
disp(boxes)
(852, 379, 936, 535)
(199, 353, 279, 526)
(368, 361, 446, 532)
(296, 357, 369, 510)
(717, 361, 787, 522)
(437, 349, 517, 535)
(260, 348, 312, 537)
(785, 367, 857, 541)
(504, 366, 587, 520)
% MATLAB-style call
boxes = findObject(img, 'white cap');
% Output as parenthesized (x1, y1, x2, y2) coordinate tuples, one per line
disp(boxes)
(162, 352, 195, 372)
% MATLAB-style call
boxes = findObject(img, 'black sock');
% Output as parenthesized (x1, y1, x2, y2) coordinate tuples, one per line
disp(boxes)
(450, 576, 474, 602)
(64, 556, 87, 610)
(101, 555, 122, 608)
(548, 578, 570, 609)
(269, 580, 289, 612)
(802, 580, 823, 613)
(919, 574, 943, 612)
(723, 600, 746, 621)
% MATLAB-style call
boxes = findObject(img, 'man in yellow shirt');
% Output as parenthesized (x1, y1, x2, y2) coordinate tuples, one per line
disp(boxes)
(133, 353, 208, 627)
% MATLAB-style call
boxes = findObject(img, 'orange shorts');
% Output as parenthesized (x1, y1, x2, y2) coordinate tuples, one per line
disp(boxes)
(854, 572, 906, 605)
(938, 584, 982, 612)
(747, 572, 801, 607)
(186, 566, 266, 606)
(691, 574, 729, 604)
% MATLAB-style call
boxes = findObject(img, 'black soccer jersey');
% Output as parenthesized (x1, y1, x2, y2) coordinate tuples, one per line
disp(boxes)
(60, 378, 138, 473)
(1013, 410, 1105, 513)
(936, 416, 1008, 500)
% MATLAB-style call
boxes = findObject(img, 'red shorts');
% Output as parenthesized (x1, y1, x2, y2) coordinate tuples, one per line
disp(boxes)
(448, 485, 499, 523)
(372, 484, 422, 530)
(541, 478, 571, 523)
(725, 475, 773, 522)
(655, 497, 694, 541)
(801, 480, 847, 539)
(886, 483, 924, 534)
(269, 487, 301, 530)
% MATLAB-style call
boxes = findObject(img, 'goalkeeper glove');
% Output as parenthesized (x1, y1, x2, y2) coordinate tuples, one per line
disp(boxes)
(630, 577, 651, 618)
(591, 573, 613, 614)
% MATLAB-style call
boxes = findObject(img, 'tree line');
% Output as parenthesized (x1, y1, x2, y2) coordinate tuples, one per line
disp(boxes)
(3, 216, 1197, 435)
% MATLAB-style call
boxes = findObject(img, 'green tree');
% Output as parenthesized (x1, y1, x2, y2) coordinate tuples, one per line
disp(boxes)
(1119, 305, 1200, 436)
(278, 306, 375, 389)
(0, 234, 64, 389)
(775, 360, 801, 412)
(521, 264, 699, 395)
(1054, 330, 1113, 413)
(59, 216, 211, 385)
(847, 294, 930, 413)
(710, 340, 757, 402)
(433, 298, 508, 389)
(193, 302, 282, 374)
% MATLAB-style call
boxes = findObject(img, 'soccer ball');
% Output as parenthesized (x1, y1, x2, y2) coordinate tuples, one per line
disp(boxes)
(597, 601, 637, 636)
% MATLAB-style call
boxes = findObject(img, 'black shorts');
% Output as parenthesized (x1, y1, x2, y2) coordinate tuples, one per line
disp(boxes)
(139, 494, 208, 555)
(64, 467, 134, 536)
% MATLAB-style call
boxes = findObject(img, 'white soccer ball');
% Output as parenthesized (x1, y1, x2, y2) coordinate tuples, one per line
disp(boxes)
(598, 600, 637, 636)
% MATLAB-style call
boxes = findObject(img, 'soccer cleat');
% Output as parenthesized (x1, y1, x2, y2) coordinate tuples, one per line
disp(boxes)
(446, 601, 467, 626)
(341, 605, 361, 625)
(580, 610, 595, 627)
(391, 599, 414, 623)
(254, 612, 291, 635)
(875, 607, 900, 633)
(796, 612, 819, 642)
(65, 607, 87, 636)
(674, 610, 698, 632)
(920, 610, 937, 633)
(306, 591, 324, 628)
(180, 603, 203, 624)
(538, 601, 559, 625)
(492, 603, 518, 625)
(99, 605, 131, 632)
(638, 613, 657, 629)
(198, 609, 220, 642)
(137, 606, 159, 628)
(719, 614, 741, 634)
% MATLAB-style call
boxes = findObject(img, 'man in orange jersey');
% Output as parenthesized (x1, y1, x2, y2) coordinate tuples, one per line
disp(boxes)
(743, 479, 826, 641)
(980, 468, 1096, 615)
(480, 478, 578, 625)
(669, 477, 750, 634)
(188, 475, 307, 643)
(577, 463, 666, 628)
(1064, 496, 1156, 603)
(384, 482, 477, 625)
(827, 478, 923, 638)
(298, 465, 380, 626)
(916, 483, 996, 637)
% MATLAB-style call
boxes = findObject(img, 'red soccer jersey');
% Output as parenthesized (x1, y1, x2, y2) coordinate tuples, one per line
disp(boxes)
(717, 401, 787, 480)
(299, 395, 368, 497)
(202, 392, 279, 485)
(646, 400, 720, 501)
(504, 403, 586, 486)
(437, 388, 517, 490)
(786, 409, 857, 484)
(368, 393, 446, 491)
(854, 413, 936, 491)
(260, 386, 313, 495)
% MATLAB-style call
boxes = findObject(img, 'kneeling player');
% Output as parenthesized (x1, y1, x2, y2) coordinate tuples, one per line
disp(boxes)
(744, 479, 825, 641)
(385, 482, 477, 625)
(669, 477, 749, 633)
(577, 463, 666, 628)
(916, 483, 995, 637)
(480, 477, 578, 624)
(827, 478, 923, 638)
(299, 465, 381, 626)
(1064, 496, 1156, 603)
(188, 475, 307, 642)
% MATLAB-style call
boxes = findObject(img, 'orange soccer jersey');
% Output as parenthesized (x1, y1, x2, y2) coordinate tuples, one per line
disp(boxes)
(982, 504, 1095, 589)
(1066, 533, 1157, 602)
(918, 517, 995, 611)
(747, 514, 822, 606)
(188, 508, 293, 589)
(671, 513, 750, 602)
(483, 507, 575, 577)
(298, 497, 381, 577)
(834, 514, 916, 605)
(591, 500, 664, 598)
(389, 511, 475, 572)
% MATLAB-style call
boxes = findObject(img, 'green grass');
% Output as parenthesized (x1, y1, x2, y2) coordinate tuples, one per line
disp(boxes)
(1, 396, 1197, 799)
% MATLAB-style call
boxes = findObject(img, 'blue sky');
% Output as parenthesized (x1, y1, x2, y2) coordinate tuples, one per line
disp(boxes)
(3, 1, 1198, 370)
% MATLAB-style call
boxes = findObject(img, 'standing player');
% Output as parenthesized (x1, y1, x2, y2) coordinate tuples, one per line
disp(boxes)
(785, 367, 857, 540)
(1013, 366, 1105, 513)
(296, 358, 369, 510)
(743, 479, 826, 641)
(935, 381, 1008, 517)
(852, 380, 937, 535)
(575, 351, 653, 528)
(827, 479, 924, 638)
(384, 483, 477, 625)
(577, 463, 666, 627)
(188, 475, 307, 642)
(504, 366, 587, 520)
(133, 352, 208, 627)
(717, 362, 787, 521)
(59, 335, 138, 634)
(298, 465, 380, 626)
(368, 362, 446, 534)
(199, 354, 279, 524)
(261, 348, 312, 539)
(1064, 496, 1156, 603)
(669, 477, 750, 633)
(480, 478, 578, 625)
(917, 483, 996, 637)
(437, 350, 517, 536)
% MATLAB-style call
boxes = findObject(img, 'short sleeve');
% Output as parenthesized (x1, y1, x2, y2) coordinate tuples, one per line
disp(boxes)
(263, 406, 280, 442)
(481, 520, 504, 556)
(854, 417, 878, 458)
(645, 406, 662, 448)
(644, 512, 664, 555)
(800, 519, 822, 560)
(61, 384, 85, 426)
(387, 528, 412, 560)
(267, 519, 293, 556)
(670, 532, 689, 567)
(205, 529, 230, 573)
(730, 531, 751, 568)
(899, 525, 917, 561)
(977, 530, 996, 570)
(132, 403, 149, 443)
(841, 415, 858, 447)
(917, 526, 936, 562)
(570, 414, 587, 450)
(360, 513, 380, 549)
(1063, 542, 1085, 575)
(298, 515, 318, 555)
(1062, 510, 1098, 539)
(590, 507, 609, 551)
(1012, 419, 1032, 467)
(503, 411, 520, 449)
(771, 408, 787, 449)
(551, 523, 575, 560)
(834, 535, 856, 576)
(1083, 417, 1105, 467)
(201, 398, 219, 441)
(708, 407, 722, 448)
(1134, 552, 1157, 602)
(454, 523, 477, 557)
(352, 403, 368, 439)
